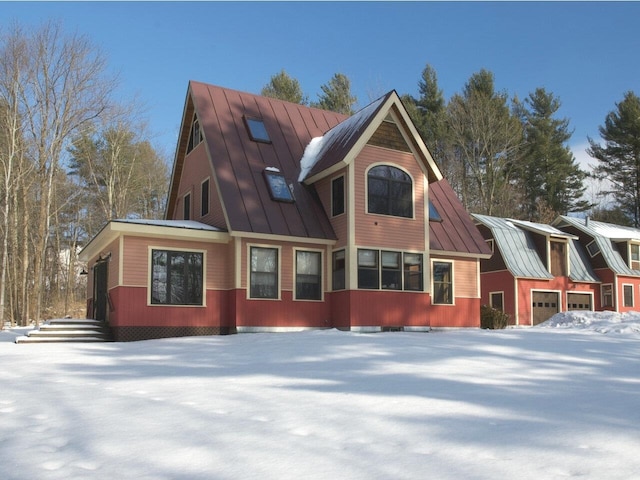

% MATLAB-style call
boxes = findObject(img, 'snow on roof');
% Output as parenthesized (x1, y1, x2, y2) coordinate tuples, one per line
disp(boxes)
(113, 219, 225, 232)
(589, 220, 640, 242)
(298, 93, 389, 182)
(298, 136, 325, 182)
(509, 218, 577, 238)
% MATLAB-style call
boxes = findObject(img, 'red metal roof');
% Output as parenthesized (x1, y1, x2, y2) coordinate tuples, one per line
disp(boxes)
(429, 179, 493, 257)
(168, 82, 481, 254)
(188, 81, 346, 240)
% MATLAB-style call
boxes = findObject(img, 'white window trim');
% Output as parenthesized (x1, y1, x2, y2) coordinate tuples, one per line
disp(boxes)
(622, 283, 634, 307)
(489, 291, 504, 311)
(147, 246, 207, 307)
(293, 247, 324, 302)
(247, 244, 282, 301)
(601, 283, 614, 308)
(431, 259, 455, 306)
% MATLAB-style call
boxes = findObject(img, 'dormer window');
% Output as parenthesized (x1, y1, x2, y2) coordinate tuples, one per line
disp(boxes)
(367, 165, 413, 218)
(586, 240, 600, 257)
(245, 117, 271, 143)
(631, 244, 640, 270)
(187, 116, 202, 153)
(264, 168, 294, 203)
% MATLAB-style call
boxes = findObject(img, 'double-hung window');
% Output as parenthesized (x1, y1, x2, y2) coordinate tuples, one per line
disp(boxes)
(432, 261, 453, 305)
(367, 165, 413, 218)
(295, 250, 322, 300)
(250, 247, 278, 299)
(151, 249, 203, 305)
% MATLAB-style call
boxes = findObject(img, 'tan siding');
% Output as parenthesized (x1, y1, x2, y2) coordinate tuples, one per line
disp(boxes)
(122, 236, 232, 290)
(105, 239, 120, 289)
(433, 255, 479, 299)
(174, 142, 227, 229)
(316, 169, 348, 248)
(354, 145, 425, 250)
(240, 238, 328, 293)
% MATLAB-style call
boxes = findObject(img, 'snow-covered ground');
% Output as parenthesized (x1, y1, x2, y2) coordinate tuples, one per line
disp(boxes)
(1, 312, 639, 480)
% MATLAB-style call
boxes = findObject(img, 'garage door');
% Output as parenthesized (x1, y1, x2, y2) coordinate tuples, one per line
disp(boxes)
(567, 293, 592, 311)
(532, 291, 559, 325)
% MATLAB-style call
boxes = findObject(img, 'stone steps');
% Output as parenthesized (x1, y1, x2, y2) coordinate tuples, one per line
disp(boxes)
(15, 318, 113, 344)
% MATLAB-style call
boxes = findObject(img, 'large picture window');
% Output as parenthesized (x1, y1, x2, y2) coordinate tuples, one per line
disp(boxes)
(250, 247, 278, 299)
(367, 165, 412, 218)
(432, 261, 453, 305)
(151, 250, 203, 305)
(296, 250, 322, 300)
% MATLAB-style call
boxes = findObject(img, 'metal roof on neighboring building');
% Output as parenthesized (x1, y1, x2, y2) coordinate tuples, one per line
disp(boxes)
(555, 216, 640, 276)
(473, 214, 553, 279)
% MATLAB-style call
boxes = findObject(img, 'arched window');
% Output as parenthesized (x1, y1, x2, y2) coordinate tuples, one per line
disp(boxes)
(367, 165, 413, 218)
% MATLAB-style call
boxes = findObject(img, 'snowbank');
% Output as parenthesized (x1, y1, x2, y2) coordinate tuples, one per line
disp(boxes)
(538, 310, 640, 335)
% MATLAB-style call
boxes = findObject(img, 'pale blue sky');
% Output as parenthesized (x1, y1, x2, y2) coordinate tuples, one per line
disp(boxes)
(2, 1, 639, 166)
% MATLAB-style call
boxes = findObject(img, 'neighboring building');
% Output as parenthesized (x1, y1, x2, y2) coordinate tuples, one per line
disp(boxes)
(554, 216, 640, 313)
(473, 214, 600, 326)
(79, 82, 491, 341)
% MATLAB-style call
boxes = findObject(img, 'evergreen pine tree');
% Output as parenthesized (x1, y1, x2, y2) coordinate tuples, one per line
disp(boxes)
(588, 91, 640, 227)
(517, 88, 588, 220)
(261, 69, 308, 104)
(312, 73, 357, 115)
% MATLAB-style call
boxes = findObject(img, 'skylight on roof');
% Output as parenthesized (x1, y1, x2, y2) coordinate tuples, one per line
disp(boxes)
(263, 168, 294, 203)
(245, 117, 271, 143)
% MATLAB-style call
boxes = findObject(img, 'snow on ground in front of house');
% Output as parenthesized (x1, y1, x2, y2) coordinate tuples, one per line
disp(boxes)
(1, 312, 639, 480)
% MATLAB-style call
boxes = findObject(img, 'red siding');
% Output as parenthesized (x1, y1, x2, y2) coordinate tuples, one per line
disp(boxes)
(108, 286, 233, 329)
(233, 290, 332, 328)
(429, 297, 482, 328)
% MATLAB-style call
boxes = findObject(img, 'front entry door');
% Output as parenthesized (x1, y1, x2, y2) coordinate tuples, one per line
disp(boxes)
(93, 261, 108, 322)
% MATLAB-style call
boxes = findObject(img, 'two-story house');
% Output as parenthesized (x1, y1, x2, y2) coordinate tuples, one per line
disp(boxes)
(554, 216, 640, 312)
(473, 214, 600, 325)
(79, 82, 491, 341)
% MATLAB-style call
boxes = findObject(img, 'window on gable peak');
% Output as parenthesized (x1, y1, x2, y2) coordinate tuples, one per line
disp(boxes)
(245, 116, 271, 143)
(187, 116, 203, 153)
